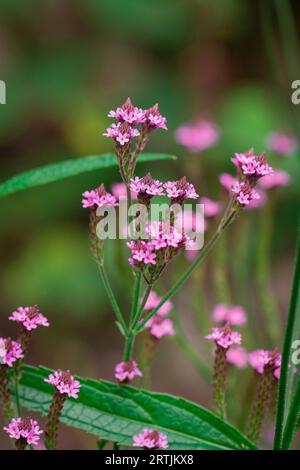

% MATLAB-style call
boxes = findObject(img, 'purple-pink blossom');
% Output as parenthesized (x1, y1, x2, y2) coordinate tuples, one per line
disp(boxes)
(114, 360, 142, 383)
(232, 149, 273, 178)
(219, 173, 237, 191)
(4, 417, 43, 446)
(248, 349, 281, 379)
(130, 174, 165, 200)
(200, 197, 222, 218)
(205, 324, 242, 349)
(82, 184, 118, 209)
(103, 122, 140, 146)
(145, 315, 175, 339)
(0, 337, 24, 367)
(232, 181, 261, 206)
(111, 182, 137, 200)
(259, 169, 291, 189)
(108, 98, 146, 125)
(145, 104, 167, 130)
(44, 370, 81, 398)
(175, 120, 219, 153)
(212, 304, 247, 326)
(144, 291, 173, 316)
(226, 347, 248, 369)
(133, 428, 168, 449)
(164, 177, 198, 203)
(266, 132, 297, 156)
(9, 305, 49, 331)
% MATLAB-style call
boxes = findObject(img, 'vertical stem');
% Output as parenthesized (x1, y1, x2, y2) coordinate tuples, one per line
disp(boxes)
(281, 372, 300, 449)
(0, 365, 14, 422)
(45, 391, 66, 450)
(213, 347, 228, 419)
(247, 370, 274, 443)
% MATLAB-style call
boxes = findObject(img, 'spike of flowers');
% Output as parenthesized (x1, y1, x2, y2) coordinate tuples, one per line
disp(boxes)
(44, 370, 81, 450)
(144, 291, 173, 316)
(133, 428, 168, 449)
(175, 119, 219, 153)
(226, 347, 248, 369)
(114, 360, 143, 383)
(232, 181, 261, 206)
(205, 324, 242, 418)
(145, 315, 175, 339)
(164, 177, 198, 204)
(103, 121, 140, 146)
(212, 303, 247, 326)
(108, 98, 146, 125)
(0, 338, 24, 422)
(246, 348, 281, 442)
(130, 173, 165, 205)
(145, 104, 167, 130)
(0, 337, 23, 367)
(9, 305, 49, 332)
(4, 417, 43, 450)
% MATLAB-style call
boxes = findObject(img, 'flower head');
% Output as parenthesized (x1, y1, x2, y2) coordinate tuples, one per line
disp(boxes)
(4, 417, 43, 446)
(144, 291, 173, 316)
(259, 169, 291, 189)
(114, 360, 142, 383)
(226, 347, 248, 369)
(248, 349, 281, 379)
(44, 370, 81, 398)
(9, 305, 49, 331)
(130, 173, 165, 203)
(233, 149, 273, 179)
(200, 197, 222, 218)
(0, 337, 23, 367)
(103, 122, 140, 146)
(266, 132, 297, 156)
(205, 324, 242, 349)
(164, 177, 198, 204)
(108, 98, 146, 125)
(145, 315, 175, 339)
(212, 304, 247, 326)
(175, 120, 219, 153)
(145, 104, 167, 130)
(82, 184, 118, 209)
(232, 181, 261, 206)
(133, 428, 168, 449)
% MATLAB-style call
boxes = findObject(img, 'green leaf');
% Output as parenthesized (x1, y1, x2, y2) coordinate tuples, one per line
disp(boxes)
(274, 220, 300, 449)
(0, 153, 176, 199)
(16, 365, 256, 450)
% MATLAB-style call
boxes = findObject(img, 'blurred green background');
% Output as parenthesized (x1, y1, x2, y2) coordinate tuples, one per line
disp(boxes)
(0, 0, 299, 449)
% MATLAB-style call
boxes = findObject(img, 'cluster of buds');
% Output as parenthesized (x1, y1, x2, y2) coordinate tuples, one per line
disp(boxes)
(104, 98, 167, 183)
(144, 291, 174, 340)
(114, 359, 143, 383)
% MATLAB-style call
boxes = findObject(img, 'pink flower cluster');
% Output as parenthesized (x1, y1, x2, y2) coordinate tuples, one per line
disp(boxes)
(226, 347, 248, 369)
(205, 324, 242, 350)
(9, 305, 49, 331)
(104, 98, 167, 146)
(111, 182, 137, 200)
(248, 349, 281, 379)
(212, 303, 247, 326)
(200, 197, 222, 218)
(82, 184, 118, 209)
(266, 132, 297, 156)
(4, 417, 43, 446)
(130, 174, 165, 201)
(233, 149, 273, 178)
(175, 120, 219, 153)
(164, 177, 198, 204)
(259, 169, 290, 189)
(133, 428, 168, 449)
(115, 359, 142, 383)
(0, 337, 23, 367)
(144, 290, 174, 339)
(44, 370, 81, 398)
(128, 222, 191, 269)
(232, 181, 260, 206)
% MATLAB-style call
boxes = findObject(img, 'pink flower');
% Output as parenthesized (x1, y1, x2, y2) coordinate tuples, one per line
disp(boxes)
(44, 370, 81, 398)
(259, 169, 291, 189)
(164, 177, 198, 203)
(200, 197, 222, 218)
(219, 173, 237, 191)
(233, 149, 273, 178)
(145, 315, 175, 339)
(0, 337, 23, 367)
(248, 349, 281, 379)
(245, 188, 267, 211)
(114, 360, 142, 383)
(130, 174, 165, 200)
(232, 181, 261, 206)
(266, 132, 297, 156)
(9, 305, 49, 331)
(82, 184, 118, 209)
(212, 304, 247, 326)
(205, 324, 242, 349)
(4, 417, 43, 446)
(133, 429, 168, 449)
(103, 122, 140, 146)
(128, 240, 157, 267)
(226, 347, 248, 369)
(111, 182, 137, 200)
(144, 291, 173, 316)
(145, 104, 167, 130)
(108, 98, 146, 125)
(175, 120, 219, 153)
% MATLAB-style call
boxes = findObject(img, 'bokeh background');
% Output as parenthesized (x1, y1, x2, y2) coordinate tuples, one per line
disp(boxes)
(0, 0, 299, 449)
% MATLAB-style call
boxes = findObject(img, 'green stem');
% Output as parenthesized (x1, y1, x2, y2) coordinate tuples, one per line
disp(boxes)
(281, 372, 300, 449)
(274, 224, 300, 449)
(14, 371, 21, 417)
(129, 271, 142, 329)
(98, 264, 128, 336)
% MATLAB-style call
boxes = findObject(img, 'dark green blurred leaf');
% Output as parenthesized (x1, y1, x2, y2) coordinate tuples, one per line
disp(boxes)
(17, 365, 257, 450)
(0, 153, 176, 199)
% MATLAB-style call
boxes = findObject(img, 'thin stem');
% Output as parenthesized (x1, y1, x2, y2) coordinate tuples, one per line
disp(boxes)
(123, 334, 135, 361)
(281, 372, 300, 449)
(129, 271, 142, 329)
(14, 371, 21, 417)
(98, 264, 128, 336)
